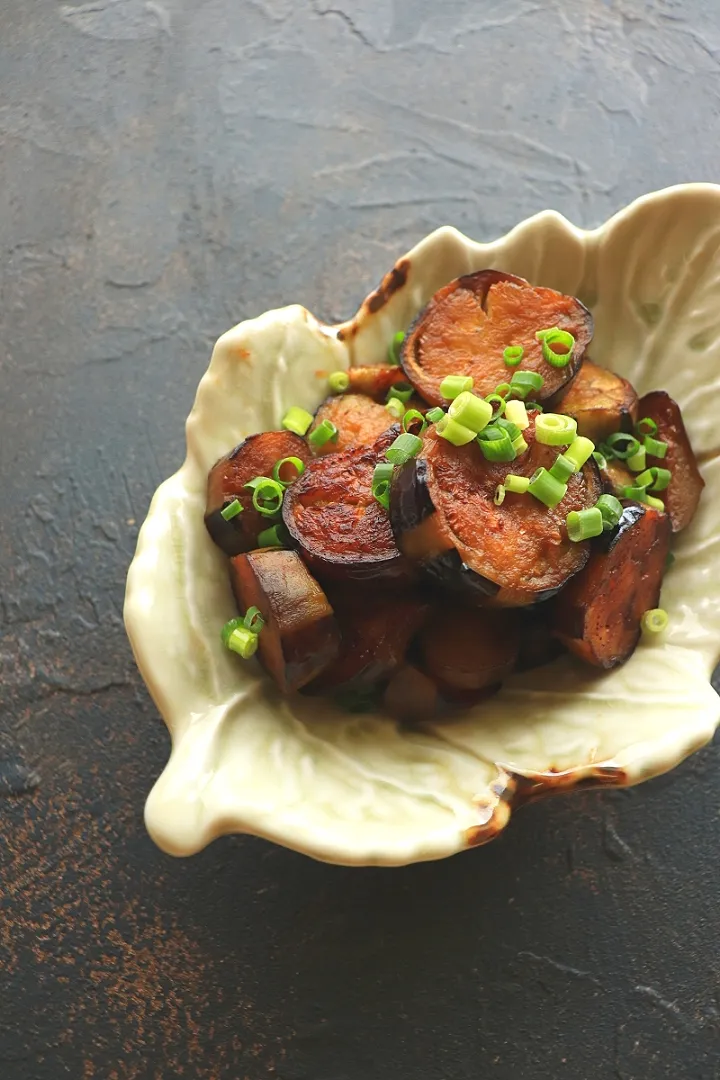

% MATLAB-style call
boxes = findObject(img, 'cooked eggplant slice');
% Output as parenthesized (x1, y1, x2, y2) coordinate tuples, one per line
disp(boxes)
(598, 456, 635, 497)
(390, 419, 603, 607)
(637, 390, 704, 532)
(305, 591, 429, 694)
(283, 425, 413, 584)
(515, 606, 565, 672)
(419, 607, 520, 693)
(229, 549, 340, 692)
(400, 269, 593, 407)
(346, 365, 406, 401)
(556, 359, 638, 442)
(309, 393, 394, 456)
(205, 431, 309, 556)
(552, 503, 671, 669)
(383, 664, 439, 722)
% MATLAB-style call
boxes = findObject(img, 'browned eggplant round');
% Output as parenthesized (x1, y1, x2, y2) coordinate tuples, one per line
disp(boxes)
(400, 269, 593, 407)
(556, 359, 638, 442)
(283, 425, 413, 584)
(418, 607, 520, 692)
(552, 503, 671, 668)
(346, 365, 406, 401)
(598, 456, 635, 497)
(309, 393, 394, 456)
(390, 420, 603, 607)
(229, 549, 340, 692)
(205, 430, 309, 556)
(637, 390, 705, 532)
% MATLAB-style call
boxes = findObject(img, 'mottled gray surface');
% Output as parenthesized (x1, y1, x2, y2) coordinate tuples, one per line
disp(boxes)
(2, 1, 720, 1077)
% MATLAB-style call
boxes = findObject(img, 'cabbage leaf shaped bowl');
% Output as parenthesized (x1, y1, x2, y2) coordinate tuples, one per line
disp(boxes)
(125, 184, 720, 865)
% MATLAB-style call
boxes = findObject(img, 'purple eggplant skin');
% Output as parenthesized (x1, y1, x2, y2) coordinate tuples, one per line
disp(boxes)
(594, 502, 645, 554)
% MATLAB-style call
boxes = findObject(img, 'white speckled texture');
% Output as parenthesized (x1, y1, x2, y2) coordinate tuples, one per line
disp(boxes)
(125, 184, 720, 864)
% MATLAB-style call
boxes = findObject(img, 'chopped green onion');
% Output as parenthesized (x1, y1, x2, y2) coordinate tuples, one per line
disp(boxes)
(566, 506, 604, 542)
(644, 435, 668, 459)
(504, 399, 529, 430)
(226, 626, 259, 659)
(436, 415, 477, 447)
(564, 436, 595, 472)
(485, 393, 506, 419)
(597, 442, 615, 461)
(221, 499, 243, 522)
(549, 453, 575, 483)
(388, 330, 405, 366)
(439, 374, 474, 399)
(245, 476, 284, 516)
(494, 382, 512, 398)
(371, 462, 393, 510)
(592, 451, 608, 470)
(385, 396, 406, 420)
(636, 417, 658, 437)
(595, 494, 623, 529)
(536, 327, 575, 368)
(643, 493, 665, 511)
(495, 417, 521, 441)
(281, 406, 314, 436)
(385, 432, 423, 464)
(509, 370, 544, 399)
(448, 391, 493, 433)
(634, 467, 672, 492)
(626, 445, 646, 473)
(503, 344, 524, 367)
(328, 370, 350, 393)
(512, 435, 529, 455)
(221, 616, 245, 647)
(387, 383, 413, 404)
(535, 413, 578, 446)
(641, 608, 669, 634)
(402, 409, 427, 435)
(272, 456, 305, 487)
(494, 484, 506, 506)
(621, 486, 665, 511)
(526, 401, 543, 413)
(528, 467, 566, 508)
(308, 419, 339, 448)
(477, 425, 516, 462)
(257, 523, 288, 548)
(243, 606, 265, 634)
(607, 432, 641, 460)
(504, 474, 530, 494)
(426, 406, 445, 424)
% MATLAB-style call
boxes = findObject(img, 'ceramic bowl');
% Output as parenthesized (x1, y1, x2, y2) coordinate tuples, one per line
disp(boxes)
(124, 184, 720, 865)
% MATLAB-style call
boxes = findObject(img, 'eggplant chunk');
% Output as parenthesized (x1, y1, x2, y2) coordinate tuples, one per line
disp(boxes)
(346, 365, 405, 401)
(306, 591, 429, 694)
(419, 607, 520, 693)
(229, 549, 340, 692)
(552, 504, 671, 669)
(599, 456, 635, 497)
(515, 606, 565, 672)
(310, 393, 393, 456)
(283, 425, 413, 584)
(556, 359, 638, 442)
(390, 418, 603, 607)
(400, 269, 593, 407)
(205, 431, 309, 556)
(637, 390, 704, 532)
(383, 664, 439, 722)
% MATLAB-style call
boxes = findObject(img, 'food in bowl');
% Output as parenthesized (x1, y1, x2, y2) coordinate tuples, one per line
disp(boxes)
(203, 269, 703, 716)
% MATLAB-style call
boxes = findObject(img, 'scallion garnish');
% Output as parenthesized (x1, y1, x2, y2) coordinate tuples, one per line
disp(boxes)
(281, 406, 313, 436)
(535, 413, 578, 446)
(503, 474, 530, 494)
(509, 370, 544, 399)
(243, 606, 266, 634)
(626, 445, 646, 473)
(257, 523, 289, 548)
(595, 493, 623, 529)
(643, 434, 668, 459)
(592, 450, 607, 470)
(308, 418, 339, 448)
(485, 393, 506, 420)
(566, 506, 604, 542)
(512, 435, 529, 455)
(387, 383, 413, 404)
(495, 417, 521, 441)
(477, 425, 516, 462)
(525, 401, 543, 413)
(564, 436, 595, 472)
(621, 486, 665, 511)
(606, 432, 641, 460)
(386, 397, 406, 420)
(494, 484, 506, 506)
(504, 399, 529, 430)
(536, 327, 575, 368)
(388, 330, 405, 366)
(436, 415, 477, 447)
(220, 498, 243, 522)
(494, 382, 512, 398)
(636, 417, 658, 437)
(221, 616, 245, 647)
(272, 456, 305, 487)
(221, 617, 260, 659)
(244, 476, 285, 516)
(641, 608, 669, 634)
(549, 453, 575, 483)
(503, 345, 524, 367)
(634, 466, 672, 492)
(402, 409, 427, 435)
(439, 374, 474, 400)
(385, 432, 423, 464)
(527, 467, 566, 508)
(425, 406, 445, 424)
(448, 391, 492, 434)
(328, 371, 350, 393)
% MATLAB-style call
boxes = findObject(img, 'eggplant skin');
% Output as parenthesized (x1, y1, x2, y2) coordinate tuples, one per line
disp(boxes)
(637, 390, 705, 532)
(556, 359, 639, 443)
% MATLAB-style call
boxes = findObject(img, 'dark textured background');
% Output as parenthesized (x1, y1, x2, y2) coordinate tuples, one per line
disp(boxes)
(2, 2, 720, 1077)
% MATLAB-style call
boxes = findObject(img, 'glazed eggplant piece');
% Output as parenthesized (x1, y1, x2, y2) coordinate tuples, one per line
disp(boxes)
(390, 419, 603, 607)
(515, 606, 565, 672)
(283, 425, 413, 584)
(400, 269, 593, 407)
(418, 607, 520, 694)
(552, 503, 671, 669)
(637, 390, 704, 532)
(346, 365, 406, 401)
(309, 393, 393, 456)
(556, 359, 638, 442)
(229, 549, 340, 692)
(205, 430, 309, 556)
(383, 664, 440, 722)
(598, 456, 635, 497)
(305, 591, 429, 694)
